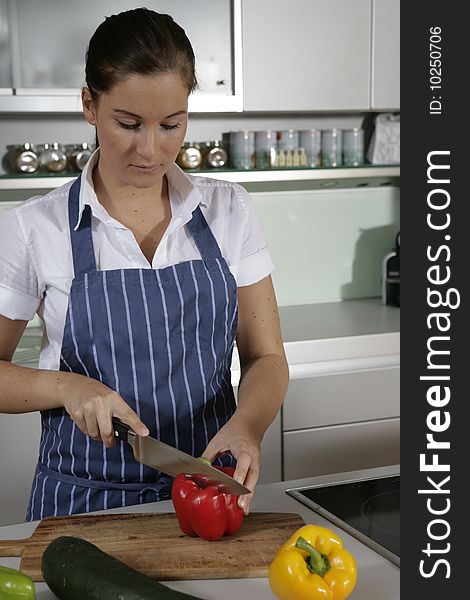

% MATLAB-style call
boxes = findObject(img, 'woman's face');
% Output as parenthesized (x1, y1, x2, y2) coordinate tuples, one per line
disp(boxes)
(83, 72, 188, 189)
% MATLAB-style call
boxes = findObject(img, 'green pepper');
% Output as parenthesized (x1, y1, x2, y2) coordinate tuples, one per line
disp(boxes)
(0, 565, 36, 598)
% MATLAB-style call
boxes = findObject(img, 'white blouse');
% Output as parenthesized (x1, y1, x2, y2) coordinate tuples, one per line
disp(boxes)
(0, 150, 274, 370)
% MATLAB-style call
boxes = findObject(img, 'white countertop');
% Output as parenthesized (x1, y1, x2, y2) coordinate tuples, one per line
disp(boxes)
(278, 298, 399, 343)
(0, 465, 400, 600)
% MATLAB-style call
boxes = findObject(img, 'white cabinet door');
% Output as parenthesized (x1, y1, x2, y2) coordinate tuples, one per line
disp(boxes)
(242, 0, 371, 111)
(371, 0, 400, 109)
(0, 0, 12, 89)
(283, 366, 400, 431)
(283, 417, 400, 479)
(0, 412, 41, 526)
(1, 0, 241, 113)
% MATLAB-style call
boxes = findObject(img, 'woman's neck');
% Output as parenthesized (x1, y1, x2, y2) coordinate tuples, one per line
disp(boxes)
(92, 159, 168, 218)
(92, 159, 172, 265)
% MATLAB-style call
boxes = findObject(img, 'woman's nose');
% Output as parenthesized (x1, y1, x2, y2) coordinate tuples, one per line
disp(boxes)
(136, 128, 157, 158)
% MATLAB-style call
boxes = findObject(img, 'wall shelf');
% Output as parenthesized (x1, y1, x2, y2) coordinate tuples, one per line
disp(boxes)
(0, 165, 400, 192)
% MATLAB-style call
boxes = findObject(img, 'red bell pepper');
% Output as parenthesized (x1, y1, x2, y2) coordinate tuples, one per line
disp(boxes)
(171, 466, 244, 541)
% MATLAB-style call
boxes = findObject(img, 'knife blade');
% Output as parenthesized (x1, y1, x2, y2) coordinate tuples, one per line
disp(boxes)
(112, 418, 250, 496)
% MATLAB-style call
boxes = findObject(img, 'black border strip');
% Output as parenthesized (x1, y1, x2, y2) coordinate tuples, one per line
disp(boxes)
(402, 3, 466, 596)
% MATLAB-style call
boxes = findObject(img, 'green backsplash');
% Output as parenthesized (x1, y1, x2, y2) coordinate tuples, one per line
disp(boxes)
(251, 186, 400, 306)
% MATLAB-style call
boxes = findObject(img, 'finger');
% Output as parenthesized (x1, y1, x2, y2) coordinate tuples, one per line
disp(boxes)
(232, 451, 251, 487)
(70, 413, 88, 437)
(238, 491, 254, 516)
(237, 466, 259, 515)
(201, 441, 230, 464)
(83, 412, 100, 442)
(95, 405, 115, 448)
(114, 402, 149, 437)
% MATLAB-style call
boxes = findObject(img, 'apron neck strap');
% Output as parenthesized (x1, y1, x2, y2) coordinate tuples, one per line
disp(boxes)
(186, 205, 223, 260)
(68, 176, 97, 276)
(68, 179, 223, 273)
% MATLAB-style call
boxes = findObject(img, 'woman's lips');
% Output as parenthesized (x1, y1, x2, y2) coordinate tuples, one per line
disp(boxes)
(130, 164, 159, 173)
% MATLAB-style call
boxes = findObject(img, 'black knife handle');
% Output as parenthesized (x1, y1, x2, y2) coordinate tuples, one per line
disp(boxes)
(112, 418, 131, 442)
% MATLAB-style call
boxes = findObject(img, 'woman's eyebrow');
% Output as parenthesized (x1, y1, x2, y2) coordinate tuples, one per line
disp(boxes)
(112, 108, 187, 119)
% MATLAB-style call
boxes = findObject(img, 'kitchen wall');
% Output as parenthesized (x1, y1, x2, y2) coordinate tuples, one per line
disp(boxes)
(253, 185, 399, 305)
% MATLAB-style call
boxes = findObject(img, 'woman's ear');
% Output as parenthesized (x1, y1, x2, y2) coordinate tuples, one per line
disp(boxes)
(82, 87, 96, 125)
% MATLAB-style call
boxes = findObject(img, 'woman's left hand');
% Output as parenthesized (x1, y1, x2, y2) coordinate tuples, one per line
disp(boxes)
(202, 414, 262, 515)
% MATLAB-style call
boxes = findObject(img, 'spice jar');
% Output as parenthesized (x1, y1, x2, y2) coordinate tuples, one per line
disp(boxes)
(321, 129, 343, 167)
(68, 142, 93, 171)
(38, 143, 67, 172)
(255, 130, 277, 169)
(230, 131, 255, 170)
(3, 143, 39, 174)
(204, 140, 228, 169)
(176, 142, 202, 170)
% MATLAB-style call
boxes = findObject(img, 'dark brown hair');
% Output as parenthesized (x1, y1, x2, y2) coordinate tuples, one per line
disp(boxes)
(85, 7, 198, 101)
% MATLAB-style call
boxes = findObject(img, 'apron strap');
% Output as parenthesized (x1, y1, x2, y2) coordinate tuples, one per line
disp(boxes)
(68, 176, 97, 276)
(36, 462, 172, 493)
(68, 178, 223, 273)
(186, 205, 224, 260)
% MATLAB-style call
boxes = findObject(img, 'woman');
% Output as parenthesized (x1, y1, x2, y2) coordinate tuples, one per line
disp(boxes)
(0, 8, 288, 521)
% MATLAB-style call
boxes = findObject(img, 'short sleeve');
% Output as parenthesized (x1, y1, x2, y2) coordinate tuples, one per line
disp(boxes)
(0, 206, 41, 320)
(232, 184, 275, 287)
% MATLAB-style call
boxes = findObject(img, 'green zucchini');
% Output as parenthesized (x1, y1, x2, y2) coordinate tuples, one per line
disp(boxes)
(41, 536, 203, 600)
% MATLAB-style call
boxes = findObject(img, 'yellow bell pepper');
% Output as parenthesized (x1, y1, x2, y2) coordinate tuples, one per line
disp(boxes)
(268, 524, 357, 600)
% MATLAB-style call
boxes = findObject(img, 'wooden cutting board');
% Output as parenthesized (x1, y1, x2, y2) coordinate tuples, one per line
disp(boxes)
(0, 512, 304, 581)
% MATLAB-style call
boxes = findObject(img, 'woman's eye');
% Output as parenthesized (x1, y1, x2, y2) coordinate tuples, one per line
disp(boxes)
(116, 121, 139, 130)
(161, 123, 182, 131)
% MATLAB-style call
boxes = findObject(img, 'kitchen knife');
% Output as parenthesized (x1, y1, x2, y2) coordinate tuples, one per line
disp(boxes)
(112, 418, 250, 496)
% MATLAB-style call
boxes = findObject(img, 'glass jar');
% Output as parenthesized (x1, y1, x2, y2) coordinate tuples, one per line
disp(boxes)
(299, 129, 321, 167)
(205, 140, 228, 168)
(230, 131, 255, 169)
(68, 142, 93, 171)
(176, 142, 202, 170)
(38, 142, 67, 172)
(277, 129, 299, 151)
(342, 128, 364, 166)
(321, 129, 343, 167)
(3, 143, 39, 174)
(255, 130, 277, 169)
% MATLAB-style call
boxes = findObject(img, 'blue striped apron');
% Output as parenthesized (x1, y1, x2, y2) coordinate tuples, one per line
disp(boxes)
(26, 175, 238, 520)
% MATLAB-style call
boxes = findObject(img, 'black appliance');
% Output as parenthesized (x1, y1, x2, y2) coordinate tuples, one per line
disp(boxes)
(382, 232, 400, 307)
(286, 473, 400, 567)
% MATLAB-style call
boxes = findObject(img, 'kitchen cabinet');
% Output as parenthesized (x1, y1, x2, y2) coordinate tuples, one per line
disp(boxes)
(0, 0, 400, 113)
(279, 300, 400, 480)
(371, 0, 400, 109)
(0, 0, 242, 113)
(283, 366, 399, 431)
(242, 0, 400, 112)
(284, 418, 400, 479)
(0, 0, 12, 89)
(242, 0, 372, 111)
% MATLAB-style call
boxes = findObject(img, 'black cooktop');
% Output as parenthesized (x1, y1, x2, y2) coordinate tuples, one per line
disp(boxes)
(286, 474, 400, 566)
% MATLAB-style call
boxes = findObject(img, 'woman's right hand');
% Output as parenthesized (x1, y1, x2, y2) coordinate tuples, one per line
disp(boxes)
(60, 373, 149, 447)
